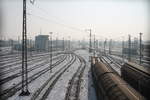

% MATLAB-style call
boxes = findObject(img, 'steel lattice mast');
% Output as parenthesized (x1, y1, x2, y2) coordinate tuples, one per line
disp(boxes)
(20, 0, 30, 96)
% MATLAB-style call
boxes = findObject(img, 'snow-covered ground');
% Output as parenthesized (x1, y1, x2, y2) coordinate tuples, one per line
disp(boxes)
(0, 49, 98, 100)
(75, 50, 97, 100)
(8, 54, 69, 100)
(1, 54, 64, 91)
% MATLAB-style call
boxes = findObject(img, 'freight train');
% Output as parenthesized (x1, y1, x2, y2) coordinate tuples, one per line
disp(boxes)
(91, 57, 145, 100)
(121, 62, 150, 100)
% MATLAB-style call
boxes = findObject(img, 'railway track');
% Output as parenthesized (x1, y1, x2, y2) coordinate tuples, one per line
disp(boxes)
(0, 55, 49, 76)
(30, 53, 76, 100)
(0, 51, 42, 59)
(105, 55, 122, 68)
(0, 52, 54, 69)
(100, 55, 121, 75)
(0, 55, 21, 63)
(0, 53, 63, 77)
(0, 54, 64, 85)
(0, 51, 61, 66)
(65, 55, 86, 100)
(0, 53, 68, 100)
(0, 51, 62, 60)
(0, 53, 30, 62)
(0, 51, 20, 58)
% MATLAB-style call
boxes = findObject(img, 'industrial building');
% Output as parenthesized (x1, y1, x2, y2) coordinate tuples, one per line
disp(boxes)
(35, 35, 49, 51)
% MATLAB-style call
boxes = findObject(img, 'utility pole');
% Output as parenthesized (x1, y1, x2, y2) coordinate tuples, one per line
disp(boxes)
(20, 0, 30, 96)
(56, 33, 58, 51)
(109, 39, 112, 54)
(18, 36, 20, 56)
(128, 35, 131, 62)
(0, 36, 3, 47)
(69, 36, 71, 51)
(49, 32, 53, 73)
(122, 37, 124, 62)
(104, 39, 107, 55)
(96, 40, 98, 50)
(63, 37, 65, 51)
(139, 33, 143, 65)
(57, 34, 59, 51)
(99, 41, 101, 52)
(56, 37, 57, 51)
(30, 37, 32, 56)
(11, 39, 13, 54)
(94, 34, 96, 57)
(85, 29, 92, 53)
(89, 29, 92, 53)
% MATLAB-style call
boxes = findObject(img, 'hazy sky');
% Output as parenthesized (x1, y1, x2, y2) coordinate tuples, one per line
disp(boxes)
(1, 0, 150, 41)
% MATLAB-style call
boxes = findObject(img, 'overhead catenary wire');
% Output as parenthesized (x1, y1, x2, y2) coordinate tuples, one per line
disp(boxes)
(27, 2, 105, 41)
(27, 2, 85, 34)
(28, 1, 140, 42)
(27, 1, 111, 40)
(27, 13, 85, 34)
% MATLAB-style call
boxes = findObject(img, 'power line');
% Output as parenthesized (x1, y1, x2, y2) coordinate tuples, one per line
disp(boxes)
(28, 2, 115, 40)
(27, 3, 85, 33)
(27, 13, 85, 33)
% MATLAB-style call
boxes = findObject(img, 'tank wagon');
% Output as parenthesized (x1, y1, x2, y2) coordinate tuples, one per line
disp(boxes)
(91, 57, 145, 100)
(121, 62, 150, 99)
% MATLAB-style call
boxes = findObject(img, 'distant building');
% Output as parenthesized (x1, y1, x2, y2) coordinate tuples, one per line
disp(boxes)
(35, 35, 49, 51)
